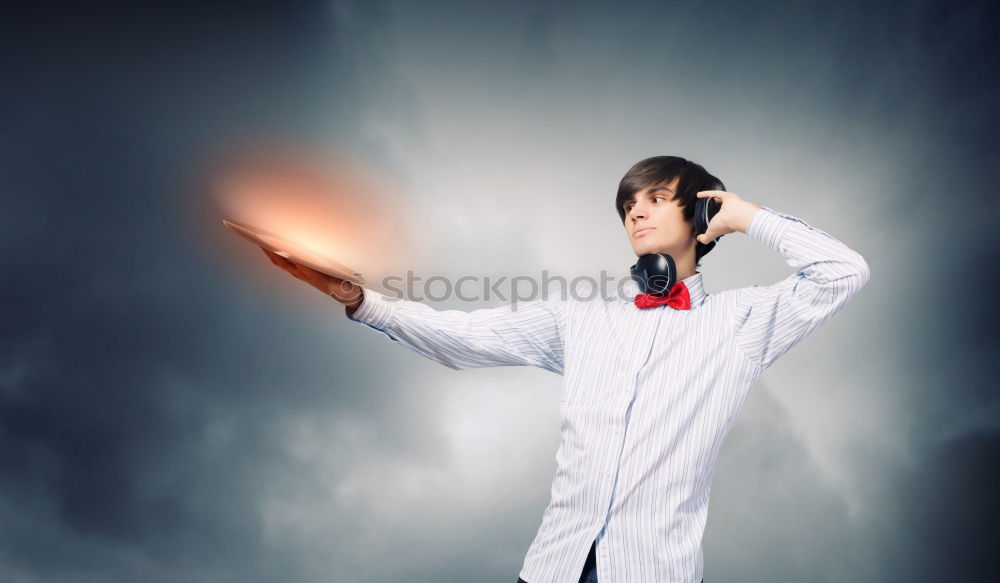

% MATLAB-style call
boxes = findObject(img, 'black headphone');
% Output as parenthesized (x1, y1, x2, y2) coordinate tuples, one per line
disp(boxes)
(629, 192, 723, 296)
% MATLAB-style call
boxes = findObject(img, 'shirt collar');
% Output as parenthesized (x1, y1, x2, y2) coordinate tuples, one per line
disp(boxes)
(625, 270, 708, 309)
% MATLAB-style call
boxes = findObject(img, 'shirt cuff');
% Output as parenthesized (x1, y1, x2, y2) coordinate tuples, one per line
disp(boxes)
(345, 287, 397, 330)
(745, 206, 797, 252)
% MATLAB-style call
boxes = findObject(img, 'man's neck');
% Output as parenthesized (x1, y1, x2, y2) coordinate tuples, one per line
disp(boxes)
(674, 252, 697, 281)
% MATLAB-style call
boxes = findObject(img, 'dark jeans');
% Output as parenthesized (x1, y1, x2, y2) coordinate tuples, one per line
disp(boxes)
(516, 539, 704, 583)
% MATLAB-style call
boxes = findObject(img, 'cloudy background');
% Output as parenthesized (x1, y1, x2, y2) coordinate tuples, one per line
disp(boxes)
(2, 1, 997, 581)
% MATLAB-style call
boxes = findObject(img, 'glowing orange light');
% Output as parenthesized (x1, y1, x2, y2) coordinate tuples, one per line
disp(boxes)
(191, 141, 417, 299)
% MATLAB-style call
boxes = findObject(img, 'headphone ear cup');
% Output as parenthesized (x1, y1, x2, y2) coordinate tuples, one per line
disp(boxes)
(707, 197, 721, 224)
(694, 196, 709, 235)
(631, 253, 676, 296)
(694, 195, 721, 261)
(694, 196, 722, 235)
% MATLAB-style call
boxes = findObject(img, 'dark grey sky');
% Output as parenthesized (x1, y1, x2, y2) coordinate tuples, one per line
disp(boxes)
(1, 1, 997, 582)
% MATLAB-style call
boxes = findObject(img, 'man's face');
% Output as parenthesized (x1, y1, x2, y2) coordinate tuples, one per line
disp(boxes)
(622, 177, 695, 257)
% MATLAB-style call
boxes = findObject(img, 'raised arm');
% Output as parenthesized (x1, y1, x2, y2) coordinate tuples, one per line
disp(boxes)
(731, 206, 871, 370)
(346, 288, 567, 374)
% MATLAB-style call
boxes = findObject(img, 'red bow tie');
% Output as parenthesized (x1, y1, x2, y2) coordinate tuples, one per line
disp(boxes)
(634, 281, 691, 310)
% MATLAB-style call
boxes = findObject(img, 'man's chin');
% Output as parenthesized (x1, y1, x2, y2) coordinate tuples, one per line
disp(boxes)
(634, 244, 671, 257)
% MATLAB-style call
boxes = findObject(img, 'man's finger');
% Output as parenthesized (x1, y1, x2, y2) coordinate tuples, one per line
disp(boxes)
(270, 252, 296, 270)
(290, 260, 316, 276)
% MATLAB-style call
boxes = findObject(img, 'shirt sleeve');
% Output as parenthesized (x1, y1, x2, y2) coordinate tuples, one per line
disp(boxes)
(732, 206, 871, 370)
(344, 288, 567, 374)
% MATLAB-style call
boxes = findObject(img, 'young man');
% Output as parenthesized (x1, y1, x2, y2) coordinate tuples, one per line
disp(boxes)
(263, 156, 871, 583)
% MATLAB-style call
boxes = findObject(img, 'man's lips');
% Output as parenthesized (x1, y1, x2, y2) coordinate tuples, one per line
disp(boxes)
(633, 227, 655, 238)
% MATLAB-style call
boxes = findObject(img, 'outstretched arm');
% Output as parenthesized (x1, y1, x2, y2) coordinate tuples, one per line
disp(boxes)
(259, 247, 566, 373)
(346, 288, 566, 373)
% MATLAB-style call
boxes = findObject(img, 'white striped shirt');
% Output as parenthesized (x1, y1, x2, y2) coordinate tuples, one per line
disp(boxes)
(346, 206, 870, 582)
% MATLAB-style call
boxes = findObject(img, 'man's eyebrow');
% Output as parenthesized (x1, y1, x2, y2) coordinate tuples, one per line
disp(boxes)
(622, 185, 676, 209)
(623, 186, 673, 203)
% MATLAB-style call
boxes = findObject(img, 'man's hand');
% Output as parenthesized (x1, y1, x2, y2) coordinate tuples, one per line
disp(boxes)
(261, 248, 363, 309)
(694, 190, 764, 244)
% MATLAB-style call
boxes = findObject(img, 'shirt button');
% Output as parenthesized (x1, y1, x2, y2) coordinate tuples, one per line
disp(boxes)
(613, 428, 621, 434)
(604, 472, 611, 478)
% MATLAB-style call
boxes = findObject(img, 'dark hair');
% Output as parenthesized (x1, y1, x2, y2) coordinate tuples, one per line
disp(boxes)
(615, 156, 726, 267)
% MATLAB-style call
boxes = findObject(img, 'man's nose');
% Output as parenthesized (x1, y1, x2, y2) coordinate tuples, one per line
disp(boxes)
(629, 204, 647, 220)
